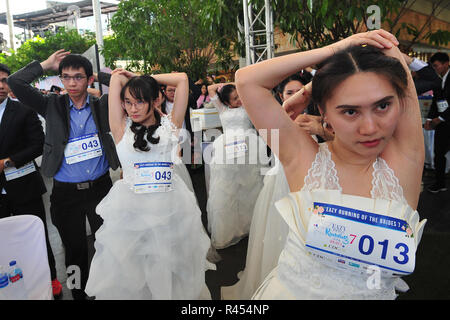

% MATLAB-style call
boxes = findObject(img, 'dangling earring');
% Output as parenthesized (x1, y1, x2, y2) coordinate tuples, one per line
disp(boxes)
(320, 114, 326, 128)
(321, 114, 334, 138)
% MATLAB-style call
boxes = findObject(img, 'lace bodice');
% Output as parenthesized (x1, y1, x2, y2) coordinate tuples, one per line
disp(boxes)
(274, 143, 425, 299)
(116, 116, 180, 186)
(302, 143, 406, 203)
(210, 96, 254, 132)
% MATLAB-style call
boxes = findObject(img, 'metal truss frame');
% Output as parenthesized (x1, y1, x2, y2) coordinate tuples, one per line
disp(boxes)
(242, 0, 274, 65)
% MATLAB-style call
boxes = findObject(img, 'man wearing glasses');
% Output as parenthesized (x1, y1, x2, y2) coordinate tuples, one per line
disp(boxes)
(8, 50, 120, 300)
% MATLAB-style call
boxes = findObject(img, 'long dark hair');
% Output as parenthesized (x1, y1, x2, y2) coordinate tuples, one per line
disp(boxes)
(312, 45, 408, 112)
(217, 84, 236, 106)
(200, 84, 209, 101)
(277, 74, 308, 97)
(120, 75, 161, 152)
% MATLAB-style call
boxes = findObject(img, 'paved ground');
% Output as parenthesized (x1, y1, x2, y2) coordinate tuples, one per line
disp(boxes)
(44, 166, 450, 300)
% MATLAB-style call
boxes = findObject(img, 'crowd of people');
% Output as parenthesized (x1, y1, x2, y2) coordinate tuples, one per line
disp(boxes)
(0, 28, 448, 300)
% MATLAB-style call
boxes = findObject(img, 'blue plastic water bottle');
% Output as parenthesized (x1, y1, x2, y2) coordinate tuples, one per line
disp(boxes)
(7, 261, 27, 300)
(0, 266, 11, 300)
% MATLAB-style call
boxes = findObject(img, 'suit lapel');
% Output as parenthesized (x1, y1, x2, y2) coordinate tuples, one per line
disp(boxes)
(63, 94, 71, 137)
(89, 95, 102, 132)
(0, 99, 16, 149)
(445, 74, 450, 96)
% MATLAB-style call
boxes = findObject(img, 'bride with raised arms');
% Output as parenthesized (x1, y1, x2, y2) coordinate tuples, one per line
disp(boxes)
(235, 29, 427, 299)
(85, 69, 213, 299)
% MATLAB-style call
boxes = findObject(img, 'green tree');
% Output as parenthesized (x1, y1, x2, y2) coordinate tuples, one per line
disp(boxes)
(102, 0, 242, 80)
(260, 0, 449, 50)
(385, 0, 450, 50)
(0, 28, 96, 74)
(261, 0, 403, 50)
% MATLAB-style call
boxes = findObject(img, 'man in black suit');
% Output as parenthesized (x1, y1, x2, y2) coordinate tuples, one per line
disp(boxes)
(0, 63, 62, 298)
(424, 52, 450, 193)
(401, 52, 442, 96)
(8, 50, 120, 300)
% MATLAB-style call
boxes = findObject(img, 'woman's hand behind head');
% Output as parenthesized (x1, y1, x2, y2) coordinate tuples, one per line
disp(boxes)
(282, 83, 312, 120)
(329, 29, 399, 55)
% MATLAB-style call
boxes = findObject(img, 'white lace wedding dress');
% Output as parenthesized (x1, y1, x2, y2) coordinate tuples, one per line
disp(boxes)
(252, 143, 427, 300)
(85, 116, 213, 300)
(206, 96, 267, 249)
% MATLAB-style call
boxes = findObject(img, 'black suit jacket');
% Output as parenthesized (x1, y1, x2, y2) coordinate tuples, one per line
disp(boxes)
(0, 98, 46, 203)
(414, 65, 442, 96)
(427, 71, 450, 123)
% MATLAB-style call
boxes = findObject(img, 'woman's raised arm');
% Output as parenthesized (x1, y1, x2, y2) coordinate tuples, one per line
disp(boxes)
(108, 69, 130, 144)
(235, 29, 400, 183)
(383, 45, 424, 162)
(235, 43, 336, 169)
(152, 73, 189, 129)
(207, 82, 231, 112)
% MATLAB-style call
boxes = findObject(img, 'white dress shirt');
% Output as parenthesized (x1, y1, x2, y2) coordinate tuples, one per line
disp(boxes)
(0, 97, 7, 124)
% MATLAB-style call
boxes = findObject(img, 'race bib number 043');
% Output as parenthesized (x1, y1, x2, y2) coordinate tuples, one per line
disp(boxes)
(305, 202, 416, 277)
(64, 133, 103, 165)
(134, 162, 173, 193)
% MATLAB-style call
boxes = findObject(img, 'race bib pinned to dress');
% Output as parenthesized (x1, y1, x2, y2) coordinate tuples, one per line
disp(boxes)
(305, 202, 416, 277)
(133, 162, 174, 193)
(64, 133, 103, 165)
(225, 136, 248, 160)
(4, 162, 36, 181)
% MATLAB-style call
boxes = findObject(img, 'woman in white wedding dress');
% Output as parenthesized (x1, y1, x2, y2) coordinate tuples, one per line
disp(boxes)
(235, 29, 427, 299)
(85, 70, 213, 300)
(206, 83, 267, 249)
(222, 73, 336, 299)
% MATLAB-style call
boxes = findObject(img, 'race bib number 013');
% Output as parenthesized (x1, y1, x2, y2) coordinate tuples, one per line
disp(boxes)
(134, 162, 173, 193)
(305, 202, 416, 277)
(64, 133, 103, 165)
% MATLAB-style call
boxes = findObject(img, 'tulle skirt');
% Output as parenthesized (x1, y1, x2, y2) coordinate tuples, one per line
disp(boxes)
(206, 130, 266, 249)
(85, 173, 214, 300)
